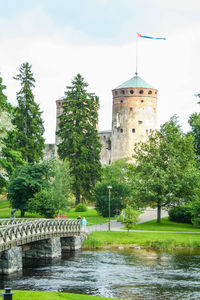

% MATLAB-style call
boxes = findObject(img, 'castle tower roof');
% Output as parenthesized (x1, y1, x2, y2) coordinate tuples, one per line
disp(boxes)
(114, 75, 155, 90)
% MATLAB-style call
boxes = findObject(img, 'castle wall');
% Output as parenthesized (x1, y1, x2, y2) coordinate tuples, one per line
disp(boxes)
(98, 131, 112, 165)
(44, 144, 56, 160)
(49, 76, 158, 166)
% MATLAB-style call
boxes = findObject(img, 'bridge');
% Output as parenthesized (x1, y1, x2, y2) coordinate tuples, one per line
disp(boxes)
(0, 218, 86, 275)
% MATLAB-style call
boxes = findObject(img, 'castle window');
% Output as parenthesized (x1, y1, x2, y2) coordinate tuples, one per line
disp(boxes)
(120, 100, 123, 103)
(121, 90, 125, 94)
(130, 107, 133, 111)
(146, 129, 148, 135)
(139, 90, 143, 94)
(58, 102, 61, 106)
(138, 121, 143, 124)
(130, 90, 134, 94)
(141, 100, 144, 103)
(155, 91, 157, 94)
(150, 129, 152, 133)
(120, 128, 123, 133)
(115, 91, 118, 95)
(148, 90, 152, 95)
(132, 128, 135, 133)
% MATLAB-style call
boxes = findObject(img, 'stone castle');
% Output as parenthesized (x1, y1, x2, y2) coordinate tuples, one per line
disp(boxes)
(44, 74, 158, 165)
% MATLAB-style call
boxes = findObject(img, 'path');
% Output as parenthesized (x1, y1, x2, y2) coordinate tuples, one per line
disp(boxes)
(87, 207, 169, 233)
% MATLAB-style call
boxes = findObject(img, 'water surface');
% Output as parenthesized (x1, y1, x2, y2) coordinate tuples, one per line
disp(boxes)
(1, 249, 200, 299)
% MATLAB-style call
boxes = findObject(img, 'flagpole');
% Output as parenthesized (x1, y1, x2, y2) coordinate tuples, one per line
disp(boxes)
(136, 33, 138, 76)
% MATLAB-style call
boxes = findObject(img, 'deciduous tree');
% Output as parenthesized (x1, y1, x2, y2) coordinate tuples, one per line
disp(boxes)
(130, 116, 199, 223)
(8, 160, 55, 217)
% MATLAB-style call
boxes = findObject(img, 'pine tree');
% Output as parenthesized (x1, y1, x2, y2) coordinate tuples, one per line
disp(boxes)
(13, 62, 45, 162)
(57, 74, 102, 204)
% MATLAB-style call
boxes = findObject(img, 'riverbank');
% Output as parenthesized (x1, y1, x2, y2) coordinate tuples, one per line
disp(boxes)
(0, 290, 127, 300)
(83, 231, 200, 250)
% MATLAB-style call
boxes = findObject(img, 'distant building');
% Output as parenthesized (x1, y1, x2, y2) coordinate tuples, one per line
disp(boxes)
(44, 75, 158, 165)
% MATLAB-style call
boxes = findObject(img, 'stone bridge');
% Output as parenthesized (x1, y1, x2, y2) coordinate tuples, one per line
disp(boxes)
(0, 218, 86, 274)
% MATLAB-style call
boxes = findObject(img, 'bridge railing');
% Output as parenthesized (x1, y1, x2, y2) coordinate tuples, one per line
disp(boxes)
(0, 218, 47, 227)
(0, 219, 81, 252)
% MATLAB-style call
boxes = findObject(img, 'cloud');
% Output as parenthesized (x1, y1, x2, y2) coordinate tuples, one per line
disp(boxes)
(0, 2, 200, 144)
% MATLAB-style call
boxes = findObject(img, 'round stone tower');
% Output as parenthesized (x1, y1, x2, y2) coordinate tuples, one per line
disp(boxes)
(111, 75, 158, 162)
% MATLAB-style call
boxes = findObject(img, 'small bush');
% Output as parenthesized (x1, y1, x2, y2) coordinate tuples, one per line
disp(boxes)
(168, 206, 192, 224)
(193, 217, 200, 228)
(75, 203, 88, 212)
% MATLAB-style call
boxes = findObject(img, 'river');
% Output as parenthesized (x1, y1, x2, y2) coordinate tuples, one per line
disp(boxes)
(0, 249, 200, 299)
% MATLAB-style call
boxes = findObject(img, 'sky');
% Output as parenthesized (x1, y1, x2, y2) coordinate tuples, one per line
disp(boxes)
(0, 0, 200, 143)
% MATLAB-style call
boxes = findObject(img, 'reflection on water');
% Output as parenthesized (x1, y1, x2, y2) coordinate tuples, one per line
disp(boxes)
(0, 249, 200, 299)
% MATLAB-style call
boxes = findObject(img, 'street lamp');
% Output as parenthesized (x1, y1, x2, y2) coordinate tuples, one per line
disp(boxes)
(107, 186, 112, 231)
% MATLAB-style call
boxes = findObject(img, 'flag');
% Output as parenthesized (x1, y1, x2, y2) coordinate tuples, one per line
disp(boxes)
(137, 33, 166, 40)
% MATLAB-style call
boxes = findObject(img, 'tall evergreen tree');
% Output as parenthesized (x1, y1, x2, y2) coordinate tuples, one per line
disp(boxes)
(0, 74, 24, 192)
(188, 96, 200, 162)
(13, 62, 45, 162)
(0, 75, 12, 112)
(57, 74, 102, 204)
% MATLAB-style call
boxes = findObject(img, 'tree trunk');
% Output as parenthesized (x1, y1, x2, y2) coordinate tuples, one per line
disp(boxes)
(75, 190, 81, 205)
(20, 209, 25, 218)
(157, 203, 161, 223)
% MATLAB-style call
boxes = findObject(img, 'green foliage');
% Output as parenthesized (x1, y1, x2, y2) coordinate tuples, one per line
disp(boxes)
(94, 181, 130, 217)
(0, 74, 23, 192)
(102, 158, 129, 184)
(188, 112, 200, 161)
(29, 189, 56, 218)
(27, 159, 73, 218)
(123, 205, 141, 231)
(0, 75, 12, 112)
(129, 116, 200, 223)
(50, 159, 73, 213)
(168, 206, 192, 224)
(83, 238, 103, 249)
(57, 74, 102, 204)
(189, 190, 200, 227)
(13, 62, 45, 163)
(7, 160, 55, 217)
(75, 203, 88, 212)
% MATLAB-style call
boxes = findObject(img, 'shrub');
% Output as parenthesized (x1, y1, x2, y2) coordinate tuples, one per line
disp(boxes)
(75, 203, 88, 212)
(168, 206, 192, 224)
(193, 217, 200, 228)
(123, 205, 141, 231)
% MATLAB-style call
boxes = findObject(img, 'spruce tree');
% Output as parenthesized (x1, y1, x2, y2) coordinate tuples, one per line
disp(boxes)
(57, 74, 102, 204)
(0, 74, 24, 192)
(13, 62, 45, 163)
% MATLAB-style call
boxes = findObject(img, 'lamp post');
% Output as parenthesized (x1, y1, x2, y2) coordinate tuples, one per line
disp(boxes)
(107, 186, 112, 231)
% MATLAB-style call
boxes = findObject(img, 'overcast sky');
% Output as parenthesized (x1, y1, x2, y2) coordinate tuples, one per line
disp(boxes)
(0, 0, 200, 143)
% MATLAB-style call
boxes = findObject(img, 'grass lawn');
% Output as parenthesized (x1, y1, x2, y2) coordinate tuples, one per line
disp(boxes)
(83, 231, 200, 250)
(0, 200, 45, 219)
(0, 290, 126, 300)
(133, 217, 200, 232)
(0, 201, 112, 225)
(61, 208, 115, 225)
